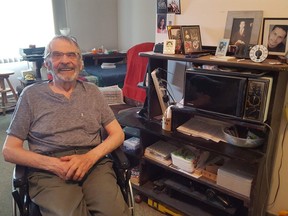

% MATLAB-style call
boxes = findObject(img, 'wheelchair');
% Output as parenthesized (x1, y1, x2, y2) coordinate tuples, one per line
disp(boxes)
(12, 147, 135, 216)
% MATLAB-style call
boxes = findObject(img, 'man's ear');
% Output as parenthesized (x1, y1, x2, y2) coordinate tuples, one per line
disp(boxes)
(44, 60, 52, 70)
(80, 60, 84, 71)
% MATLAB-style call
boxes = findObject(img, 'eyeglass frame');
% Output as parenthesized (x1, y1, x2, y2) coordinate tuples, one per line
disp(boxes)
(44, 51, 82, 61)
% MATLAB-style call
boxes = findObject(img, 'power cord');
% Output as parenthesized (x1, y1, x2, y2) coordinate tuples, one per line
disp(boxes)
(267, 121, 288, 210)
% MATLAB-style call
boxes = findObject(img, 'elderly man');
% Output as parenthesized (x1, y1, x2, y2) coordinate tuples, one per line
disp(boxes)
(2, 35, 129, 216)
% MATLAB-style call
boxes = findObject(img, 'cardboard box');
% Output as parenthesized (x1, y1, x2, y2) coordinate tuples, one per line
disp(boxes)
(217, 160, 255, 197)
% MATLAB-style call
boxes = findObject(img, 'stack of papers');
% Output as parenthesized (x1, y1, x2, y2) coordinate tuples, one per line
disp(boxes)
(210, 56, 236, 61)
(176, 116, 231, 143)
(98, 85, 124, 105)
(101, 62, 116, 69)
(144, 140, 179, 166)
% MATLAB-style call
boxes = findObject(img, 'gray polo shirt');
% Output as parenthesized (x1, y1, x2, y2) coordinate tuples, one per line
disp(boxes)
(7, 81, 115, 154)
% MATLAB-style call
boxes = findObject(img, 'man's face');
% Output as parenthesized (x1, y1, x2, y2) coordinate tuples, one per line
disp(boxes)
(268, 27, 287, 48)
(45, 38, 83, 83)
(239, 21, 245, 29)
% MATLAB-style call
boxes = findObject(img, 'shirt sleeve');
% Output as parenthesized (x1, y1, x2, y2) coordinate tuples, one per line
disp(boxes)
(6, 88, 32, 140)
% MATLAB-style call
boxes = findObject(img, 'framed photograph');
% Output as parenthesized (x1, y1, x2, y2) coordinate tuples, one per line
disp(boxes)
(167, 0, 181, 14)
(167, 25, 183, 54)
(224, 11, 263, 46)
(215, 39, 230, 56)
(181, 25, 202, 54)
(163, 39, 176, 54)
(157, 14, 168, 34)
(157, 0, 168, 14)
(262, 18, 288, 56)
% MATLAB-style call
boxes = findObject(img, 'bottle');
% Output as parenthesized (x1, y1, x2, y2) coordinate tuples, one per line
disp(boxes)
(162, 106, 172, 131)
(279, 210, 288, 216)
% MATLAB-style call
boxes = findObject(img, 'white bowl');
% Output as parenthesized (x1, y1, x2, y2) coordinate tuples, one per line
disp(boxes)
(223, 127, 264, 148)
(60, 27, 70, 36)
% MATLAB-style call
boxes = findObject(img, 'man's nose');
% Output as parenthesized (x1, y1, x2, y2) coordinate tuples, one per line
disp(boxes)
(60, 54, 71, 63)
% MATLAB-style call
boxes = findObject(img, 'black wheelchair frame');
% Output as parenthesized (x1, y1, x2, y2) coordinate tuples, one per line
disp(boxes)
(12, 147, 134, 216)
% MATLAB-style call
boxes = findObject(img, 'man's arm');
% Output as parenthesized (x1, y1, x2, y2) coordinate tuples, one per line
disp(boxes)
(60, 119, 125, 181)
(3, 119, 124, 182)
(2, 135, 71, 180)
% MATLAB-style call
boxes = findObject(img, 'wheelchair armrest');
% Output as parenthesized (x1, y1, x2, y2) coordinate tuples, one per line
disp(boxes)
(13, 165, 28, 188)
(110, 147, 130, 170)
(12, 165, 30, 216)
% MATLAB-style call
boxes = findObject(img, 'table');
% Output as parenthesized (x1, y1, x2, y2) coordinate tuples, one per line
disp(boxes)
(82, 52, 127, 65)
(22, 56, 44, 79)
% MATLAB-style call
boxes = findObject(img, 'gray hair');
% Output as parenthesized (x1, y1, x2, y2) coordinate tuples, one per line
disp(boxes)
(44, 35, 82, 60)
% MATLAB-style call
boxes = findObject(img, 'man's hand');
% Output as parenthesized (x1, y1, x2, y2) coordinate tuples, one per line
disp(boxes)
(59, 153, 96, 181)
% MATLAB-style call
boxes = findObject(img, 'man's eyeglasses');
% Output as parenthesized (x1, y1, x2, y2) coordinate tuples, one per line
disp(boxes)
(45, 51, 81, 61)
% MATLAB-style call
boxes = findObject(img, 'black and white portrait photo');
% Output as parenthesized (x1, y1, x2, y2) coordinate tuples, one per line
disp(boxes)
(157, 0, 168, 14)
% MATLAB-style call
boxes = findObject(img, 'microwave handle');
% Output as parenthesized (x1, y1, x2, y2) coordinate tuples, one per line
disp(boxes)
(236, 79, 247, 117)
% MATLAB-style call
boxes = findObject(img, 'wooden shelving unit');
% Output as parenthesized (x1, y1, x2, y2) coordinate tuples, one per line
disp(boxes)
(117, 53, 288, 216)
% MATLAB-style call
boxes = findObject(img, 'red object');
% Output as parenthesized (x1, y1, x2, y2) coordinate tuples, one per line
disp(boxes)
(122, 42, 155, 103)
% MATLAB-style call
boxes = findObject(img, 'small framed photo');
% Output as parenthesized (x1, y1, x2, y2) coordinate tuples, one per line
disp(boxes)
(167, 0, 181, 14)
(181, 25, 202, 54)
(262, 18, 288, 56)
(163, 39, 176, 54)
(215, 39, 230, 56)
(157, 14, 168, 34)
(157, 0, 168, 14)
(167, 25, 183, 54)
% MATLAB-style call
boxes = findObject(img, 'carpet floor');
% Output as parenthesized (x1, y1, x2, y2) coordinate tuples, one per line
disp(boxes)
(0, 111, 164, 216)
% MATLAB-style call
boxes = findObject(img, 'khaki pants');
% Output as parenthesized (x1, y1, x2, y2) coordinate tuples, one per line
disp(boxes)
(28, 150, 129, 216)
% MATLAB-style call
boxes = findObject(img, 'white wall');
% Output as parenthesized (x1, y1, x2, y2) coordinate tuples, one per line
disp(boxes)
(53, 0, 156, 52)
(117, 0, 156, 51)
(65, 0, 119, 52)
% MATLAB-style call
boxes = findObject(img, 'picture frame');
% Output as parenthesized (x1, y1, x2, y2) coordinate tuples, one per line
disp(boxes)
(215, 39, 230, 56)
(157, 14, 168, 34)
(224, 11, 263, 46)
(157, 0, 168, 14)
(163, 39, 176, 54)
(167, 0, 181, 14)
(181, 25, 202, 54)
(167, 25, 183, 54)
(261, 18, 288, 56)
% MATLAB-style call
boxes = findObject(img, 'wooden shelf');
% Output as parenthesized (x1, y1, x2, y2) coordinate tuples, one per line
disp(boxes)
(144, 156, 251, 204)
(117, 109, 264, 164)
(118, 52, 288, 216)
(133, 181, 216, 216)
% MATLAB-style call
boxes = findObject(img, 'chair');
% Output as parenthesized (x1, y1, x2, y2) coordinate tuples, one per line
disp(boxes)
(12, 147, 134, 216)
(110, 42, 155, 114)
(0, 71, 18, 115)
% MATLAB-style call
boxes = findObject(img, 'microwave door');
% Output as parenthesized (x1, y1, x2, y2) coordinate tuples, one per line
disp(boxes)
(184, 72, 247, 118)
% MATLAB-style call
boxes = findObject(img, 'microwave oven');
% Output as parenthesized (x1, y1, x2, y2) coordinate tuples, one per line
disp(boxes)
(184, 69, 273, 123)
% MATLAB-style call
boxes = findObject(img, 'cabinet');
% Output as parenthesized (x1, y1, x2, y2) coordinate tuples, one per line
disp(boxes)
(116, 52, 288, 216)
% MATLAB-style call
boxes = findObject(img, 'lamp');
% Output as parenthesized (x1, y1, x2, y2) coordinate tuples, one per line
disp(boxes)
(59, 27, 70, 36)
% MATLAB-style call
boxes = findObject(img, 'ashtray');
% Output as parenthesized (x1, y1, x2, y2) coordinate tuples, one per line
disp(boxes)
(223, 126, 265, 148)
